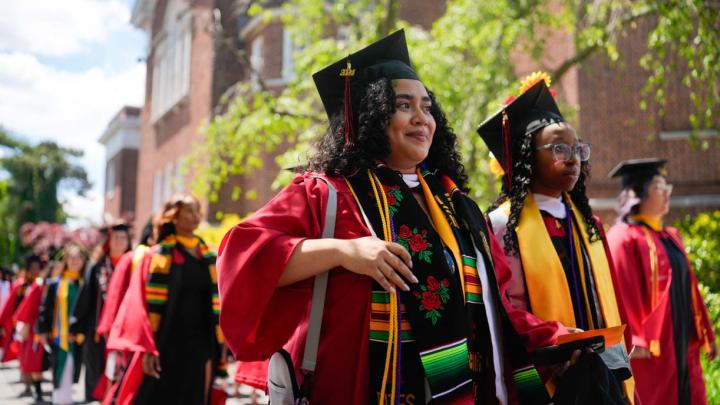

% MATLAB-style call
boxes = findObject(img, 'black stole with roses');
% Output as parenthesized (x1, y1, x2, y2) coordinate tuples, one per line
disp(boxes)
(346, 165, 548, 404)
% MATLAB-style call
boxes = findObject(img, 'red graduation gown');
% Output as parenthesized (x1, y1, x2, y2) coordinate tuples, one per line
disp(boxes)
(103, 248, 155, 405)
(217, 173, 564, 403)
(0, 278, 26, 362)
(607, 223, 715, 405)
(96, 250, 136, 337)
(14, 278, 45, 373)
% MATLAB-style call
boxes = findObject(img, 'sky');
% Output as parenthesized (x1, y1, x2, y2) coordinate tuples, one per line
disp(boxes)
(0, 0, 146, 227)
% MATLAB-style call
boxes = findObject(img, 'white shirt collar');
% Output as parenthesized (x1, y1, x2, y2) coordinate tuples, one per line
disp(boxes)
(533, 192, 566, 219)
(402, 173, 420, 189)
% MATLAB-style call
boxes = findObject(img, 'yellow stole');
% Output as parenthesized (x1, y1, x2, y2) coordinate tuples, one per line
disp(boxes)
(502, 193, 622, 328)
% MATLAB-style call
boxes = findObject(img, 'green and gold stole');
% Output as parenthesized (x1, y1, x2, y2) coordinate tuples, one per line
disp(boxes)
(53, 269, 81, 386)
(145, 234, 224, 346)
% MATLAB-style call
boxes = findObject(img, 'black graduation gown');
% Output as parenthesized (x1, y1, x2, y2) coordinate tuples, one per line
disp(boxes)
(135, 247, 218, 405)
(70, 257, 114, 400)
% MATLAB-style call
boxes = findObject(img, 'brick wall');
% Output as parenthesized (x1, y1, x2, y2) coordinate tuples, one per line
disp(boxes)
(578, 16, 720, 224)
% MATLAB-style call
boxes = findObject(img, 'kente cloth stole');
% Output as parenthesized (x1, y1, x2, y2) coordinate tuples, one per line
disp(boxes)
(145, 234, 224, 344)
(507, 193, 622, 329)
(348, 166, 505, 404)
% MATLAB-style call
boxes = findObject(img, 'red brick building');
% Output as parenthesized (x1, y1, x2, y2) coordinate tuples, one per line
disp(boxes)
(121, 0, 718, 231)
(577, 17, 720, 223)
(99, 106, 141, 222)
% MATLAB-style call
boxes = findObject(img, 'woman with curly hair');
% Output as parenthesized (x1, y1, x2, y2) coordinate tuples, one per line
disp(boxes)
(37, 244, 88, 405)
(482, 75, 632, 402)
(218, 30, 566, 404)
(607, 158, 717, 405)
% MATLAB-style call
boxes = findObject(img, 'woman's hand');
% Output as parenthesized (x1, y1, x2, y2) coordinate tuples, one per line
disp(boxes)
(142, 353, 161, 378)
(630, 346, 652, 359)
(37, 333, 48, 347)
(339, 237, 417, 293)
(550, 349, 583, 382)
(707, 341, 718, 361)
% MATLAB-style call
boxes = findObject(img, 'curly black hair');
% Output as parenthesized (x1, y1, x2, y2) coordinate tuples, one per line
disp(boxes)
(488, 127, 601, 255)
(307, 77, 469, 191)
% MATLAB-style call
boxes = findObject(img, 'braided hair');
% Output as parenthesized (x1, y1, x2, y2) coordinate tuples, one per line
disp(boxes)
(488, 128, 601, 255)
(308, 77, 469, 191)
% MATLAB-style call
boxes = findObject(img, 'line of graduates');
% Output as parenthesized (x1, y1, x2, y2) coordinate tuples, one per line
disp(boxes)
(0, 196, 228, 405)
(217, 30, 717, 405)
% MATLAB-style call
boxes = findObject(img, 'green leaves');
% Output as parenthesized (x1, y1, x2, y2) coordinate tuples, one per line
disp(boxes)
(194, 0, 719, 218)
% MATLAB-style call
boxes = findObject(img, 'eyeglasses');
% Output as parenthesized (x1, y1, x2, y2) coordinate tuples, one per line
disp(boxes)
(536, 142, 592, 162)
(651, 183, 673, 194)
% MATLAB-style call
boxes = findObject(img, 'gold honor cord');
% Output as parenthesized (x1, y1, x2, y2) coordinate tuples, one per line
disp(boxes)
(345, 173, 400, 404)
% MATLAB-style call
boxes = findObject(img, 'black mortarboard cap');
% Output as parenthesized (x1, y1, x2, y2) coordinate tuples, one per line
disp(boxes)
(608, 158, 667, 190)
(312, 29, 419, 144)
(477, 80, 564, 172)
(100, 223, 131, 235)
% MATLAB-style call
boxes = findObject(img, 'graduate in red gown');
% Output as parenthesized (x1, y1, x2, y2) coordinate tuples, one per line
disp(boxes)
(98, 219, 154, 405)
(14, 263, 48, 401)
(71, 222, 132, 401)
(218, 30, 567, 405)
(0, 254, 44, 399)
(607, 158, 717, 405)
(105, 197, 224, 405)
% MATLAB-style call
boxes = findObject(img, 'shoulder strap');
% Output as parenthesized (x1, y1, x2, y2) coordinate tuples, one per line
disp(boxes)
(300, 176, 337, 373)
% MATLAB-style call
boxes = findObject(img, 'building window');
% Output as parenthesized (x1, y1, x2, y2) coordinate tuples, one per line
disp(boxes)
(162, 161, 174, 202)
(152, 169, 163, 213)
(151, 0, 192, 122)
(105, 160, 116, 197)
(281, 28, 295, 81)
(250, 35, 264, 85)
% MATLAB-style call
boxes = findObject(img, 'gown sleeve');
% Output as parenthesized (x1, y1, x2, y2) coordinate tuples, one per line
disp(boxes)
(0, 282, 19, 327)
(606, 225, 652, 349)
(105, 249, 157, 355)
(15, 281, 44, 325)
(36, 282, 57, 335)
(69, 260, 99, 335)
(96, 251, 135, 337)
(666, 227, 717, 348)
(217, 174, 329, 361)
(489, 230, 566, 351)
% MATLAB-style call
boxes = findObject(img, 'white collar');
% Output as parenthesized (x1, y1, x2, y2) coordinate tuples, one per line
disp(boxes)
(402, 173, 420, 189)
(533, 192, 566, 219)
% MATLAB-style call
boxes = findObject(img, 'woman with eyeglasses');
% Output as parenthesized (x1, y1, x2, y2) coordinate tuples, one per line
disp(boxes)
(606, 158, 717, 405)
(481, 73, 633, 402)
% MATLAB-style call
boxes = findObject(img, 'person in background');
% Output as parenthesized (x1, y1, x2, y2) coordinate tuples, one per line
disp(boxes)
(0, 254, 44, 398)
(97, 217, 156, 403)
(607, 158, 717, 405)
(14, 256, 49, 402)
(127, 196, 225, 404)
(482, 73, 633, 402)
(38, 244, 88, 405)
(70, 222, 132, 401)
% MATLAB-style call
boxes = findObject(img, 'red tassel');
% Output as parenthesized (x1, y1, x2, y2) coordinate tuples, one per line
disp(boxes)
(502, 111, 512, 189)
(341, 59, 356, 147)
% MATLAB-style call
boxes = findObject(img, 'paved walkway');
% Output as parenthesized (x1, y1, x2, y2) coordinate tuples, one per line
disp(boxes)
(0, 360, 87, 404)
(0, 359, 267, 404)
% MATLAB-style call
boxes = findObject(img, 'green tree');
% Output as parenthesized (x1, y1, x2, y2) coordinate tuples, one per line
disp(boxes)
(0, 127, 91, 262)
(194, 0, 719, 213)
